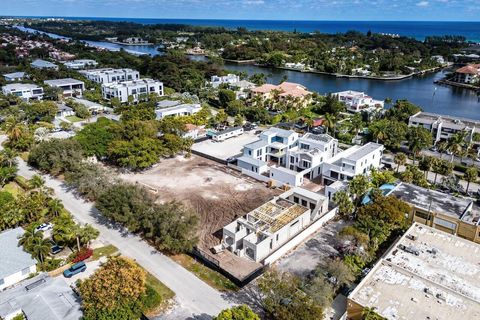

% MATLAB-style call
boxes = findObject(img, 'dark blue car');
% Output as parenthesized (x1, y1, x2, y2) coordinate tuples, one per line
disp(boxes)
(63, 261, 86, 278)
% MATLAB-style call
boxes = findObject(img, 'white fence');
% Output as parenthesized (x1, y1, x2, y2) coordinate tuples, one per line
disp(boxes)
(263, 207, 338, 265)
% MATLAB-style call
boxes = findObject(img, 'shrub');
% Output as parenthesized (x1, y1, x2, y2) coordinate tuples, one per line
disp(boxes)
(141, 284, 162, 312)
(72, 248, 93, 263)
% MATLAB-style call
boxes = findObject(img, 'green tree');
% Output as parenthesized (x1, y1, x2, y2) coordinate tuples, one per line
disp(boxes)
(418, 156, 434, 179)
(74, 117, 118, 158)
(406, 127, 432, 164)
(234, 114, 244, 127)
(258, 270, 323, 320)
(218, 89, 236, 108)
(108, 138, 161, 170)
(215, 109, 229, 125)
(349, 175, 371, 207)
(28, 139, 84, 175)
(79, 257, 147, 320)
(214, 305, 260, 320)
(464, 167, 478, 193)
(394, 153, 407, 173)
(385, 99, 421, 123)
(332, 191, 354, 218)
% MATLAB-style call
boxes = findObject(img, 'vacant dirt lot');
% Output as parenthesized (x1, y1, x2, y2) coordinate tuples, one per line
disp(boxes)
(121, 155, 280, 250)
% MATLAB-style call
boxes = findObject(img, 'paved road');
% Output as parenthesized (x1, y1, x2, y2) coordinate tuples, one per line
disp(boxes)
(14, 157, 232, 319)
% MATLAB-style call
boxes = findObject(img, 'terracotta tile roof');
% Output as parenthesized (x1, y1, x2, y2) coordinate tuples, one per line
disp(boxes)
(251, 82, 311, 98)
(456, 64, 480, 75)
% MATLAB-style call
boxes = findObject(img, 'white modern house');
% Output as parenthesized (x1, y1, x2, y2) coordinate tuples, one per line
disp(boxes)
(210, 74, 240, 88)
(2, 83, 44, 101)
(222, 187, 329, 263)
(102, 79, 164, 103)
(3, 72, 27, 82)
(80, 68, 140, 84)
(0, 228, 37, 291)
(333, 90, 384, 113)
(285, 133, 338, 180)
(30, 59, 58, 71)
(44, 78, 85, 97)
(409, 111, 480, 144)
(155, 100, 202, 119)
(321, 142, 384, 185)
(63, 59, 98, 70)
(56, 104, 74, 118)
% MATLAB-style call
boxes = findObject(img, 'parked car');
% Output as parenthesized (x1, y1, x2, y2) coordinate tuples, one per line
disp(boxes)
(226, 157, 236, 164)
(51, 244, 63, 255)
(63, 261, 87, 278)
(35, 223, 53, 232)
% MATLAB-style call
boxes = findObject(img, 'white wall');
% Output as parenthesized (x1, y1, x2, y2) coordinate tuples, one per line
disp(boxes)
(264, 207, 338, 265)
(269, 167, 304, 187)
(0, 264, 36, 290)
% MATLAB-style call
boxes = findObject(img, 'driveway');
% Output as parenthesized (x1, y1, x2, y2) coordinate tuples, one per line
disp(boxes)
(63, 258, 105, 286)
(14, 156, 232, 319)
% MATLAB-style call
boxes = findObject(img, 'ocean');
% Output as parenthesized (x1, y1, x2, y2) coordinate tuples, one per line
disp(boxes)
(16, 17, 480, 42)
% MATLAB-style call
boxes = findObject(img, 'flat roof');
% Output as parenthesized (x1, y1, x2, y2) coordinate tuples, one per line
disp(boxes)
(349, 223, 480, 320)
(2, 83, 41, 91)
(102, 78, 161, 88)
(0, 274, 82, 320)
(44, 78, 84, 86)
(262, 127, 296, 139)
(237, 155, 267, 167)
(410, 111, 480, 127)
(214, 126, 243, 135)
(31, 59, 57, 67)
(0, 228, 37, 280)
(302, 133, 335, 144)
(391, 183, 474, 223)
(3, 72, 26, 78)
(245, 139, 269, 150)
(345, 142, 383, 161)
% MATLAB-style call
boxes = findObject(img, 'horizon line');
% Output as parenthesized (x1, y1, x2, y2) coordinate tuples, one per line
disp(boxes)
(4, 15, 480, 23)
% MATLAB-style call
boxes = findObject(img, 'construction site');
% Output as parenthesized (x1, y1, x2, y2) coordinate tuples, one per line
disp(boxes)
(120, 154, 280, 283)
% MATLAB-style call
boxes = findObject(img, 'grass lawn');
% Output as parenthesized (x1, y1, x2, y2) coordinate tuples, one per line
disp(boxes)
(171, 254, 238, 292)
(2, 181, 24, 197)
(141, 268, 175, 316)
(92, 244, 119, 260)
(65, 115, 84, 123)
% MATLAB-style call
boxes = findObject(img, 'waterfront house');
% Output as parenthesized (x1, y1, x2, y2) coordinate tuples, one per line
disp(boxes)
(210, 74, 241, 88)
(63, 59, 98, 70)
(333, 90, 384, 113)
(0, 228, 37, 291)
(155, 100, 202, 119)
(2, 83, 44, 101)
(453, 64, 480, 84)
(250, 82, 313, 108)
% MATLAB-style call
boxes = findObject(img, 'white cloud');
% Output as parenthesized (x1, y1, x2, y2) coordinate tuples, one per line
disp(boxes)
(416, 1, 429, 6)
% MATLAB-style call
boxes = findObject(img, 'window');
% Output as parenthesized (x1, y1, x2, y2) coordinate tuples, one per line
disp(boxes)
(310, 203, 315, 210)
(22, 267, 31, 275)
(294, 196, 299, 203)
(0, 278, 4, 285)
(302, 199, 308, 207)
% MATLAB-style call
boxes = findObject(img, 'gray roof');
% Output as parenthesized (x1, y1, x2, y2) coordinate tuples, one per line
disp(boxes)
(58, 105, 73, 112)
(0, 228, 37, 280)
(31, 59, 57, 68)
(263, 127, 296, 139)
(245, 139, 269, 150)
(391, 183, 471, 220)
(0, 274, 82, 320)
(346, 142, 383, 161)
(302, 133, 335, 143)
(214, 126, 243, 135)
(3, 72, 26, 79)
(157, 100, 181, 109)
(44, 78, 84, 87)
(237, 156, 267, 167)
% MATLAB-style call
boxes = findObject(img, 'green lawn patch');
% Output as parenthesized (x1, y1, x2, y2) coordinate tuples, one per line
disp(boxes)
(92, 244, 119, 260)
(172, 254, 238, 292)
(2, 181, 24, 197)
(139, 267, 175, 316)
(65, 115, 84, 123)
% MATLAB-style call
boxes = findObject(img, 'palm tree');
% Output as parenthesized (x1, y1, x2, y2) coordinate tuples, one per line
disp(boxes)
(29, 236, 51, 265)
(464, 167, 478, 193)
(29, 174, 45, 190)
(394, 153, 407, 174)
(419, 156, 434, 179)
(323, 113, 336, 137)
(48, 199, 64, 217)
(0, 148, 18, 168)
(18, 225, 41, 249)
(77, 224, 100, 249)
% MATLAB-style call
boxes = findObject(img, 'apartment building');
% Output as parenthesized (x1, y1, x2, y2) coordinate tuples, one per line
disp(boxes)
(30, 59, 58, 71)
(102, 78, 164, 103)
(409, 111, 480, 143)
(63, 59, 98, 70)
(0, 228, 37, 291)
(2, 83, 44, 101)
(80, 68, 140, 84)
(390, 182, 480, 243)
(44, 78, 85, 97)
(155, 100, 202, 119)
(222, 188, 329, 263)
(321, 142, 384, 185)
(347, 223, 480, 320)
(333, 90, 384, 113)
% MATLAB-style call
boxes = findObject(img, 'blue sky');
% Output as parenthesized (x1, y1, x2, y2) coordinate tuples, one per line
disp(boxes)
(3, 0, 480, 21)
